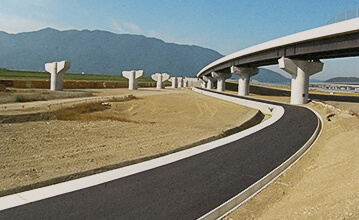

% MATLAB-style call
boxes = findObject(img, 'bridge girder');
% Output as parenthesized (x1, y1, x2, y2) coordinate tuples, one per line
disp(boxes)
(201, 31, 359, 77)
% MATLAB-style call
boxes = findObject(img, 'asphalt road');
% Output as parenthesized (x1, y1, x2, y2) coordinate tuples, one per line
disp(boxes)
(0, 89, 319, 220)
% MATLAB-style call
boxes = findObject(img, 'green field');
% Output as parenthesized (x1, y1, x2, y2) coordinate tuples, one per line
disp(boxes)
(0, 68, 155, 82)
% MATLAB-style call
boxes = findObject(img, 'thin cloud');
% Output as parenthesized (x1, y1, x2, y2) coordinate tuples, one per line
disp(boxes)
(110, 19, 124, 33)
(109, 18, 143, 35)
(148, 30, 161, 38)
(122, 21, 142, 33)
(0, 13, 71, 33)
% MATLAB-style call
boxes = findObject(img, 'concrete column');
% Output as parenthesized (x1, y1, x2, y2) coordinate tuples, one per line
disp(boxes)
(151, 73, 170, 89)
(178, 77, 184, 88)
(231, 66, 258, 96)
(279, 57, 324, 104)
(201, 76, 208, 88)
(211, 71, 232, 92)
(157, 74, 163, 89)
(122, 70, 144, 90)
(199, 79, 206, 88)
(183, 79, 188, 87)
(49, 62, 57, 91)
(45, 61, 71, 91)
(207, 80, 213, 89)
(163, 73, 170, 88)
(203, 75, 215, 89)
(171, 77, 178, 88)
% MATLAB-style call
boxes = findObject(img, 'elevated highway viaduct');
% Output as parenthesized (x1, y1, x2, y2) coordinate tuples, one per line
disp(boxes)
(197, 17, 359, 104)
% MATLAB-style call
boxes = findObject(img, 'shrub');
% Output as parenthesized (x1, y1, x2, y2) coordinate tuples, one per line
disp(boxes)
(15, 95, 25, 102)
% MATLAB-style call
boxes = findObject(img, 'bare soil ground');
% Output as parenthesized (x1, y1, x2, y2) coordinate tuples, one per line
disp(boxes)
(0, 88, 259, 196)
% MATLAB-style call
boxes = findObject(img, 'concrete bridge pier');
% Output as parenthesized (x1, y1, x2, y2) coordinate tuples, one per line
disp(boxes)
(203, 75, 215, 89)
(211, 71, 231, 92)
(178, 77, 184, 88)
(199, 79, 206, 88)
(152, 73, 170, 89)
(45, 61, 71, 91)
(183, 78, 188, 87)
(171, 77, 178, 88)
(231, 66, 258, 96)
(122, 70, 144, 90)
(279, 57, 324, 105)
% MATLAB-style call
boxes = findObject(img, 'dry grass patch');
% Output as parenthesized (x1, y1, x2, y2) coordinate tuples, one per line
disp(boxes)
(53, 102, 111, 120)
(53, 95, 138, 122)
(109, 94, 137, 102)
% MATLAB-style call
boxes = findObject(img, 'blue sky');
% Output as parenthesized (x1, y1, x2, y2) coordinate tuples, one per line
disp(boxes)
(0, 0, 359, 80)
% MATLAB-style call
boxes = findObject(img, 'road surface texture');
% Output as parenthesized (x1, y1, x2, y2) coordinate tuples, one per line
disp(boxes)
(0, 89, 319, 219)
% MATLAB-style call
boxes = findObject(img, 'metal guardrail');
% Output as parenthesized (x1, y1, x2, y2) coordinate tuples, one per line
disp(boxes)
(327, 8, 359, 24)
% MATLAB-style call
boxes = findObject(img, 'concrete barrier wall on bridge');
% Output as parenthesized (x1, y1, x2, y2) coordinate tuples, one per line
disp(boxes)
(225, 82, 290, 96)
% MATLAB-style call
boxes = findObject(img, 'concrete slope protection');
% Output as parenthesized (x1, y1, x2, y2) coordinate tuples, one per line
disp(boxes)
(0, 89, 320, 219)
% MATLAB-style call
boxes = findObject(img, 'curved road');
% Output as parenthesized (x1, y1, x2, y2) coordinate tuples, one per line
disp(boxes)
(0, 89, 319, 219)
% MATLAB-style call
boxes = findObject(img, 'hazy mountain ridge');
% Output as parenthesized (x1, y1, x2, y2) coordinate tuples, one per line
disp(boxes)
(325, 77, 359, 83)
(0, 28, 223, 77)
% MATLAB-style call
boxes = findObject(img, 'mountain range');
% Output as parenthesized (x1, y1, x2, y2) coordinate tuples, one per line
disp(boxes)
(0, 28, 223, 77)
(251, 68, 291, 84)
(325, 77, 359, 83)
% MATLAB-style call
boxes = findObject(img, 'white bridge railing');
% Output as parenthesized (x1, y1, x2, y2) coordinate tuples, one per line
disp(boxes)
(327, 8, 359, 24)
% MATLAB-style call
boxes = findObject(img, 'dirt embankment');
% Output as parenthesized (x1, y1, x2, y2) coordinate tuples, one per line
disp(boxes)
(0, 88, 92, 104)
